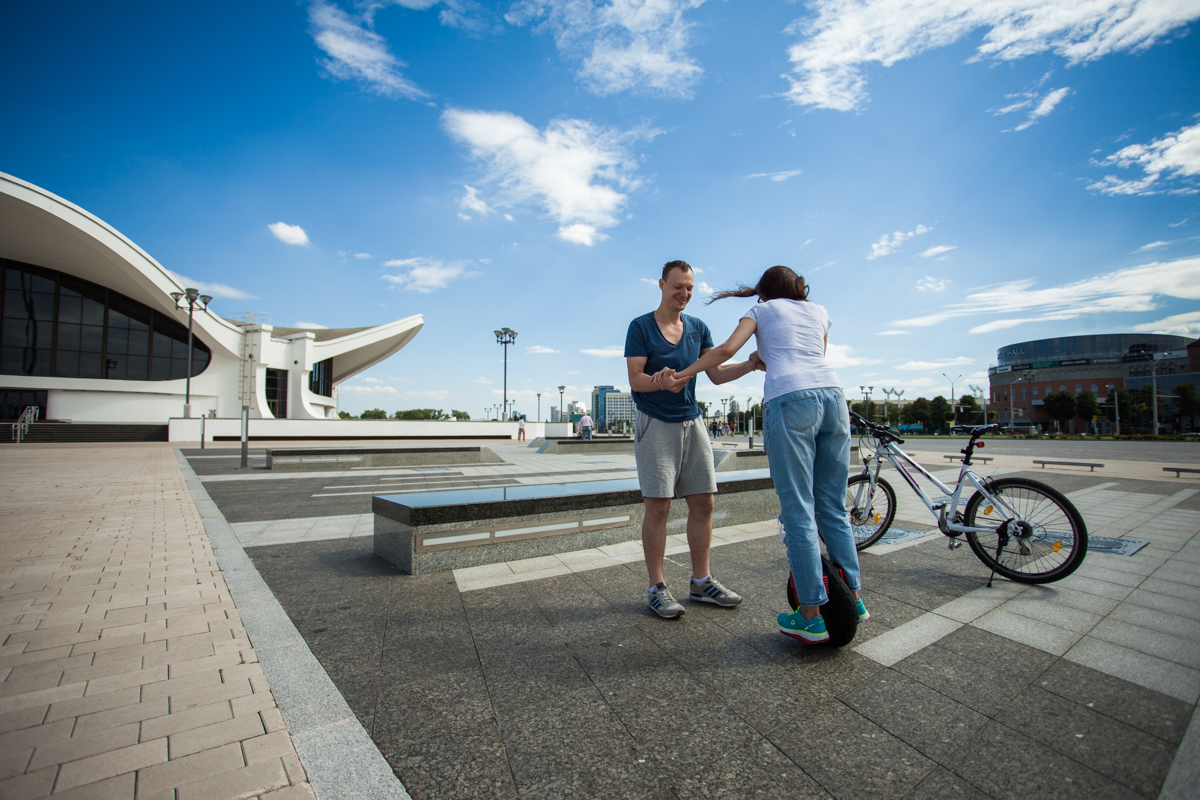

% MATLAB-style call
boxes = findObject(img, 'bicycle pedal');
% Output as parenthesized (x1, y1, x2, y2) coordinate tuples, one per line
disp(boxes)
(948, 541, 963, 550)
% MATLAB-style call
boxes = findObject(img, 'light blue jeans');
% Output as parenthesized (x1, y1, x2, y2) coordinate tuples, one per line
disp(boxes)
(581, 426, 592, 440)
(763, 387, 861, 606)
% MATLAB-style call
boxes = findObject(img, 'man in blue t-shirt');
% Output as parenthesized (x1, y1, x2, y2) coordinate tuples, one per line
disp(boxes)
(624, 260, 762, 619)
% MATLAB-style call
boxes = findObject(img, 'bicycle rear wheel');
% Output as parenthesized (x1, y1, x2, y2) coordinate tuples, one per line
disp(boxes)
(847, 474, 895, 550)
(963, 477, 1087, 583)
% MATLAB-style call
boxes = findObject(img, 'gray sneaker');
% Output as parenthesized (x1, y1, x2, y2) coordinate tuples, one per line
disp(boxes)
(690, 576, 743, 607)
(648, 583, 685, 619)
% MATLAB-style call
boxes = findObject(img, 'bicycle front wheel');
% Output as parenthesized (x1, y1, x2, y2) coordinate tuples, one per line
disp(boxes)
(964, 477, 1087, 583)
(847, 474, 896, 550)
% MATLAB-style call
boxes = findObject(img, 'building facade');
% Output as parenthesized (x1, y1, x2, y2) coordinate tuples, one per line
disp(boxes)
(987, 333, 1198, 433)
(601, 391, 635, 431)
(0, 173, 423, 422)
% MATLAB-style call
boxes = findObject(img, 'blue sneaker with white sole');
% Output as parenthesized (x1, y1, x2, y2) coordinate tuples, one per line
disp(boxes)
(856, 598, 870, 622)
(777, 610, 829, 643)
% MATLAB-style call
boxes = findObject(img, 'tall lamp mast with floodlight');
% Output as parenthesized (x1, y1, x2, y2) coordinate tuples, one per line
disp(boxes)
(494, 328, 517, 420)
(170, 288, 212, 419)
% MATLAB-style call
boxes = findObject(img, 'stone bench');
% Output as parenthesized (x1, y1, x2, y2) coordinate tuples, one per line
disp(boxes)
(373, 469, 779, 574)
(943, 454, 993, 464)
(536, 437, 634, 455)
(1033, 459, 1104, 472)
(266, 445, 504, 471)
(714, 449, 768, 471)
(1164, 466, 1200, 478)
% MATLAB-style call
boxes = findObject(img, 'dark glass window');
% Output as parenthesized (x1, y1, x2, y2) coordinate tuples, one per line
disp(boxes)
(309, 358, 332, 397)
(265, 369, 288, 418)
(0, 389, 47, 420)
(0, 259, 210, 382)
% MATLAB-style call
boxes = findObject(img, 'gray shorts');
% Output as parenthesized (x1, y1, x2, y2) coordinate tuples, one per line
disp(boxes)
(634, 410, 717, 499)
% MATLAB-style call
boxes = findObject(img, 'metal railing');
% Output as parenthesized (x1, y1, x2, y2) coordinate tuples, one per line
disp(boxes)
(11, 405, 39, 443)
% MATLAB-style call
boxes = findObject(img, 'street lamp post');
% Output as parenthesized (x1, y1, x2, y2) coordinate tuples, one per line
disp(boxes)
(943, 373, 962, 429)
(494, 328, 518, 422)
(1151, 353, 1162, 435)
(558, 385, 565, 424)
(969, 384, 986, 426)
(537, 393, 541, 423)
(1106, 384, 1120, 435)
(170, 288, 212, 419)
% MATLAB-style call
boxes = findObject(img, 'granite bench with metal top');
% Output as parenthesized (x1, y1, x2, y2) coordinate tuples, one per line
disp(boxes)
(1033, 459, 1104, 472)
(373, 469, 779, 574)
(1164, 466, 1200, 478)
(266, 445, 504, 471)
(536, 437, 634, 454)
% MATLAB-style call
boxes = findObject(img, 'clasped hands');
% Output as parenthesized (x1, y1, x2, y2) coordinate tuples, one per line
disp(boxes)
(650, 351, 766, 392)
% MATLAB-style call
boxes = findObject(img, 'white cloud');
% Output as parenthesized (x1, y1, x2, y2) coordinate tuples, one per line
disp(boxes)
(506, 0, 706, 97)
(294, 321, 330, 329)
(308, 1, 427, 99)
(1131, 310, 1200, 337)
(825, 343, 883, 368)
(1013, 86, 1070, 131)
(166, 271, 255, 301)
(877, 330, 909, 336)
(458, 185, 491, 218)
(442, 108, 655, 245)
(381, 257, 477, 292)
(527, 345, 560, 354)
(581, 345, 624, 358)
(1134, 240, 1169, 252)
(354, 253, 371, 259)
(916, 276, 949, 292)
(745, 169, 804, 182)
(868, 224, 931, 260)
(361, 377, 385, 384)
(782, 1, 1200, 111)
(890, 255, 1200, 333)
(339, 384, 400, 395)
(474, 376, 493, 384)
(566, 370, 581, 375)
(268, 222, 310, 246)
(896, 356, 975, 371)
(919, 245, 956, 259)
(1088, 122, 1200, 196)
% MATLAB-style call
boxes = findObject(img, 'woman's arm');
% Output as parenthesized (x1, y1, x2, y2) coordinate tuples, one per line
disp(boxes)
(673, 318, 757, 381)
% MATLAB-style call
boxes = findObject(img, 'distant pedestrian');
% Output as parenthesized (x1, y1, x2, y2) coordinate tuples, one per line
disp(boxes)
(517, 416, 526, 442)
(579, 412, 593, 440)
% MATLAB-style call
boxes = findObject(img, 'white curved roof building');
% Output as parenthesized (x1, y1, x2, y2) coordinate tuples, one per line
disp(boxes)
(0, 173, 423, 422)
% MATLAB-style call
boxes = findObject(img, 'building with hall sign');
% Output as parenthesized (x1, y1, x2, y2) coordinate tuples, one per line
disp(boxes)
(0, 173, 423, 424)
(987, 333, 1200, 433)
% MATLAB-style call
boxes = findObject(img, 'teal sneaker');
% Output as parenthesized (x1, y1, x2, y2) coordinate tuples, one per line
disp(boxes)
(777, 611, 829, 643)
(856, 598, 870, 622)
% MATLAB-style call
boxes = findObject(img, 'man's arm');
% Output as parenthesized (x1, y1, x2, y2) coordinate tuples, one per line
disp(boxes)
(626, 356, 663, 393)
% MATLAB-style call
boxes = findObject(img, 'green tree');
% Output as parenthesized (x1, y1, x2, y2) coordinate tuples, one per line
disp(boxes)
(696, 400, 709, 417)
(957, 394, 982, 424)
(394, 408, 449, 420)
(929, 396, 952, 434)
(902, 397, 931, 431)
(1043, 391, 1076, 432)
(1101, 388, 1133, 433)
(1075, 390, 1099, 429)
(360, 408, 388, 420)
(337, 410, 356, 420)
(1174, 383, 1200, 432)
(450, 409, 471, 421)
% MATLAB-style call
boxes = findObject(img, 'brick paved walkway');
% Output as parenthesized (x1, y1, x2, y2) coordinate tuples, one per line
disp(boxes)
(0, 444, 315, 800)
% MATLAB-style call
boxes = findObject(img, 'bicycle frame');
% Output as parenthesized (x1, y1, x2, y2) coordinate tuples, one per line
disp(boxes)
(855, 438, 1016, 535)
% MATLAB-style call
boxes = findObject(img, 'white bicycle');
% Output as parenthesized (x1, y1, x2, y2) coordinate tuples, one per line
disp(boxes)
(846, 412, 1088, 584)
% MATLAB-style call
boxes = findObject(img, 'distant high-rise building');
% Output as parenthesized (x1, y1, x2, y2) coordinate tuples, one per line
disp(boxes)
(568, 400, 586, 418)
(591, 385, 617, 430)
(550, 406, 560, 422)
(602, 391, 634, 431)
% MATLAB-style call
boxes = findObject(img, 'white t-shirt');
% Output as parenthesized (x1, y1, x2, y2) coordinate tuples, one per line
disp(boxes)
(742, 299, 841, 404)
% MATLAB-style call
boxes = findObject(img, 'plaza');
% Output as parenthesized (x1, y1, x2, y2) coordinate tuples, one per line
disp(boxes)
(2, 436, 1199, 800)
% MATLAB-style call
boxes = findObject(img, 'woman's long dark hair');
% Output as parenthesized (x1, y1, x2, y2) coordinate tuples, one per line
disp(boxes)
(706, 265, 809, 304)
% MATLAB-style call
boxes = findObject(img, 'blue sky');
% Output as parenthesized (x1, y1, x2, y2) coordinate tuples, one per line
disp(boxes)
(3, 0, 1199, 419)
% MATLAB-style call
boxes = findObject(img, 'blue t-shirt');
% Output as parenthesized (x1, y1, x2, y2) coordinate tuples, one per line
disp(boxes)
(624, 312, 714, 422)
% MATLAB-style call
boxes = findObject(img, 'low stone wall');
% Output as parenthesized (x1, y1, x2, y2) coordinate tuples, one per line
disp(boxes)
(373, 469, 779, 574)
(714, 449, 768, 471)
(536, 437, 635, 455)
(266, 445, 504, 471)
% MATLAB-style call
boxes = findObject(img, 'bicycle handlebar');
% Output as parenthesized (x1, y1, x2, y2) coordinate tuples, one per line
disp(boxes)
(850, 411, 905, 445)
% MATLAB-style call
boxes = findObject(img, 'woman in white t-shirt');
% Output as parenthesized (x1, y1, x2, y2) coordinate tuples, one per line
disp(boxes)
(659, 265, 867, 643)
